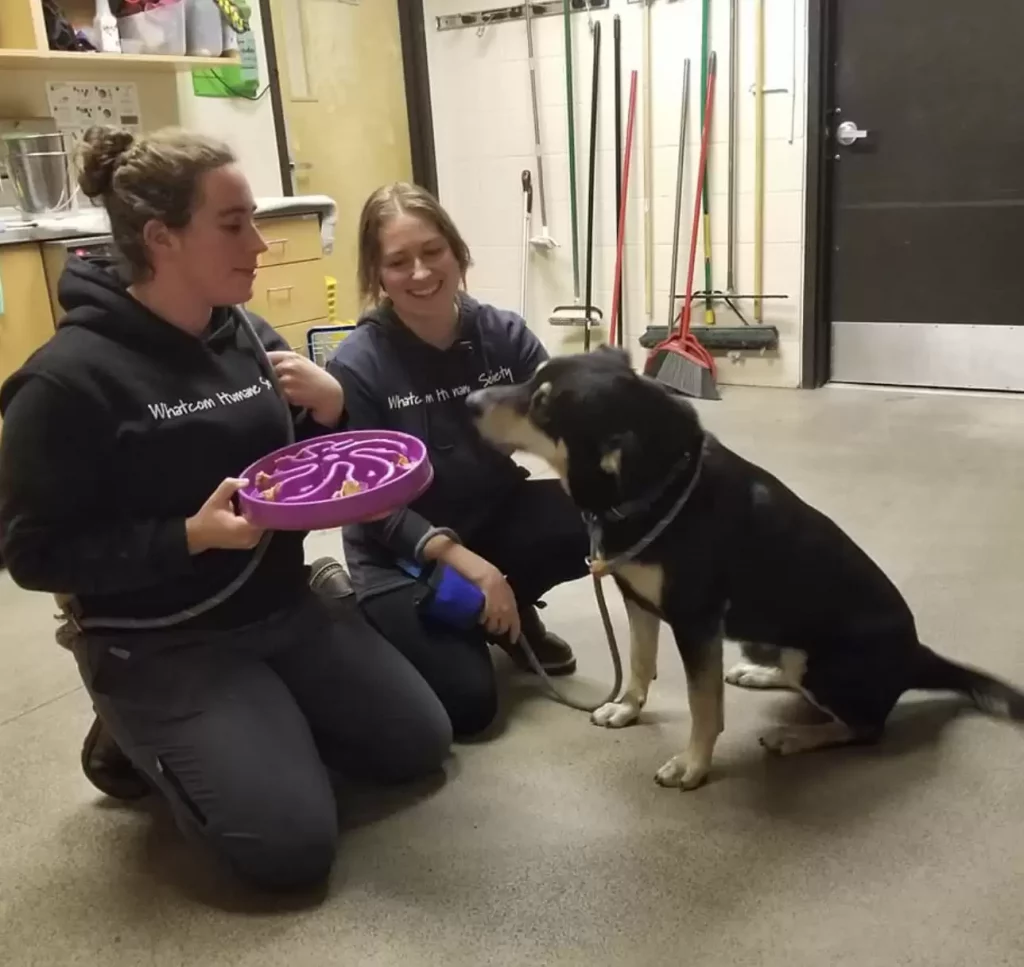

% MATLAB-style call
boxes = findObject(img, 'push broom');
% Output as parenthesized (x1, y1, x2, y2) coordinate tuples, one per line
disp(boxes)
(645, 51, 719, 401)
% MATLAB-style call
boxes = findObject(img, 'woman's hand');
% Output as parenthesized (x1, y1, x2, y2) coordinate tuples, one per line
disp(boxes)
(267, 351, 345, 428)
(185, 478, 264, 555)
(475, 565, 521, 641)
(422, 534, 521, 641)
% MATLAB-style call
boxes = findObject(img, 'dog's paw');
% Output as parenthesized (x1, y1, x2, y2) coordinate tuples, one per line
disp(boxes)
(591, 700, 640, 729)
(759, 722, 853, 756)
(725, 661, 787, 690)
(654, 754, 710, 791)
(759, 728, 801, 756)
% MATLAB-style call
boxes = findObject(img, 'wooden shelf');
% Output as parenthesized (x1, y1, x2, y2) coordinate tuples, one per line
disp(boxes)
(0, 49, 235, 73)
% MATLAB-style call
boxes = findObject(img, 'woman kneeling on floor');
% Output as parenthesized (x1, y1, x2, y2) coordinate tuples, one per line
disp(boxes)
(327, 183, 591, 738)
(0, 128, 451, 892)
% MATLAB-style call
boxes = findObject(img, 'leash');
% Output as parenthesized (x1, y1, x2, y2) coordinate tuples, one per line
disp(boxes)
(511, 571, 624, 714)
(514, 444, 704, 713)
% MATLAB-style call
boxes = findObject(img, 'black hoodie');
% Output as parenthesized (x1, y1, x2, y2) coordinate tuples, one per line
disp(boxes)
(0, 257, 329, 629)
(326, 294, 547, 600)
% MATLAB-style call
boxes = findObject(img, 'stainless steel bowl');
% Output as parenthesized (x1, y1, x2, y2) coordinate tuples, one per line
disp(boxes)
(1, 131, 68, 157)
(5, 149, 72, 214)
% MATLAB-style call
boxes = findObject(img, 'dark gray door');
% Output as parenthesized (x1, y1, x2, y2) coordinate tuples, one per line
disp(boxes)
(828, 0, 1024, 391)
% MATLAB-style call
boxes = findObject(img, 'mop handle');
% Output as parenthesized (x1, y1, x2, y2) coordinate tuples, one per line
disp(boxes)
(680, 53, 717, 341)
(609, 71, 639, 348)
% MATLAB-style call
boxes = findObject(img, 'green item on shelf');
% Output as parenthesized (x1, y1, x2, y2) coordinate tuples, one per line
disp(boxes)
(191, 25, 259, 99)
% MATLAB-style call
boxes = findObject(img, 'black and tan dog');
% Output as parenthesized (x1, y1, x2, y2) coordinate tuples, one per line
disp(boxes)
(466, 347, 1024, 790)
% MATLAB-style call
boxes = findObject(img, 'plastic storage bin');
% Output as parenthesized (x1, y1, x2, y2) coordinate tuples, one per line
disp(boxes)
(185, 0, 223, 57)
(118, 0, 187, 56)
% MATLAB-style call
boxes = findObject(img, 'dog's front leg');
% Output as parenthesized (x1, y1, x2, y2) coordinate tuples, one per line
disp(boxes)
(655, 626, 725, 791)
(591, 596, 660, 729)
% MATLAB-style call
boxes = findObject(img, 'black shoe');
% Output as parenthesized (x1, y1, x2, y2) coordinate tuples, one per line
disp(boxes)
(307, 557, 356, 614)
(309, 557, 355, 602)
(81, 716, 150, 801)
(508, 604, 577, 676)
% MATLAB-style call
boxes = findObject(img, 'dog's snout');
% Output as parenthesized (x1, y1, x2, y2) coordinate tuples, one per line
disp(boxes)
(465, 389, 487, 416)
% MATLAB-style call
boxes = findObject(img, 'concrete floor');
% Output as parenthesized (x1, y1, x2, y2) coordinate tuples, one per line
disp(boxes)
(3, 385, 1024, 966)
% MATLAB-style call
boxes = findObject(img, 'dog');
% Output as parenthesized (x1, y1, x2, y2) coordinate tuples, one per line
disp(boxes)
(466, 347, 1024, 790)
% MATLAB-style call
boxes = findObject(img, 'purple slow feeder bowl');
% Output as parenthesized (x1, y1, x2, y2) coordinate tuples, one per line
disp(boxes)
(238, 429, 433, 531)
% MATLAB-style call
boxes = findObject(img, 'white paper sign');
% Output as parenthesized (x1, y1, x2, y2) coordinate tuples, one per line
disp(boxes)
(45, 81, 142, 152)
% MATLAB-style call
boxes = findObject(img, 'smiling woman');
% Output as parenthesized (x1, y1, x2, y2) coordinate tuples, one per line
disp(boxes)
(326, 182, 592, 739)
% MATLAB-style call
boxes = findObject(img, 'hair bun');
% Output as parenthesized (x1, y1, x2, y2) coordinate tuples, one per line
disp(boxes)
(78, 125, 135, 199)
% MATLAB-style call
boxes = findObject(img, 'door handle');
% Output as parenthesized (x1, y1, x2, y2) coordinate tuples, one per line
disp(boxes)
(835, 120, 869, 146)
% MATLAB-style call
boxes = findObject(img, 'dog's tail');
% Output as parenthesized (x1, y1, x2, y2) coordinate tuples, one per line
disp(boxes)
(912, 644, 1024, 721)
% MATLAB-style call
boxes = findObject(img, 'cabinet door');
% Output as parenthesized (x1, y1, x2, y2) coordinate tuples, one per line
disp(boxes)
(0, 245, 56, 427)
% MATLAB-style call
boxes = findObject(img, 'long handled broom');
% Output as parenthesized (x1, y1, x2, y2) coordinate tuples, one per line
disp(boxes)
(550, 0, 582, 327)
(646, 52, 719, 401)
(581, 19, 604, 351)
(609, 70, 639, 349)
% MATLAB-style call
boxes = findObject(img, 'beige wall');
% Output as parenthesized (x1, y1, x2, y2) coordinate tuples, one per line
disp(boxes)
(175, 1, 283, 197)
(0, 67, 179, 132)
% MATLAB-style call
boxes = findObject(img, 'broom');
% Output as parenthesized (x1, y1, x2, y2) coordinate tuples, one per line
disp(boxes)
(645, 51, 719, 401)
(608, 70, 639, 349)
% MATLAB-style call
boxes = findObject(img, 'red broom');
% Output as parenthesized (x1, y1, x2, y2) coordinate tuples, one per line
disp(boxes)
(647, 51, 719, 399)
(609, 70, 638, 349)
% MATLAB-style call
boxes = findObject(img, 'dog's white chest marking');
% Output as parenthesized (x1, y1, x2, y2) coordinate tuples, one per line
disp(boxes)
(614, 562, 664, 611)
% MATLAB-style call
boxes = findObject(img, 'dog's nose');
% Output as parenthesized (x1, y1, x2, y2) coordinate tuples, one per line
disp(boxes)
(465, 389, 487, 416)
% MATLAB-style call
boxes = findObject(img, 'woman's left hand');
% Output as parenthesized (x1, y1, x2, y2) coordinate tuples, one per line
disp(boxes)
(267, 351, 345, 428)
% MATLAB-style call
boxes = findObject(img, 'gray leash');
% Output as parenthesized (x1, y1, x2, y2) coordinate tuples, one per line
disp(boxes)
(513, 572, 624, 714)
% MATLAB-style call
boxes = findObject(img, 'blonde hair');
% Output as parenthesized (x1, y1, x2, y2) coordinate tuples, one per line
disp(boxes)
(78, 125, 235, 280)
(356, 182, 472, 305)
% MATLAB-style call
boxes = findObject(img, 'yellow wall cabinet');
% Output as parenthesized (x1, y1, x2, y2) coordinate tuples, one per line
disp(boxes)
(246, 214, 329, 354)
(0, 244, 56, 427)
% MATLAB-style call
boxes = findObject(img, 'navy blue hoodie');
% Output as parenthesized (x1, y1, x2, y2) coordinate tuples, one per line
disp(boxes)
(327, 294, 546, 599)
(0, 257, 328, 629)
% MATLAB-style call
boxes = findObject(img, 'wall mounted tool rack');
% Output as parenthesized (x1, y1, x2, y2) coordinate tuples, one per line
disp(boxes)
(436, 0, 609, 33)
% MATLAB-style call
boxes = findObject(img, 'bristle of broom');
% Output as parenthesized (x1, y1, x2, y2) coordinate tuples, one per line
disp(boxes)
(654, 351, 707, 399)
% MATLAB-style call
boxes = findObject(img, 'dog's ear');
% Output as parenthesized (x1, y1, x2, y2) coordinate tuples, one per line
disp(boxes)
(527, 380, 553, 427)
(596, 345, 632, 370)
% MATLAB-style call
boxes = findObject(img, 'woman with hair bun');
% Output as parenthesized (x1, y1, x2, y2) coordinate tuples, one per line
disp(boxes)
(0, 127, 451, 893)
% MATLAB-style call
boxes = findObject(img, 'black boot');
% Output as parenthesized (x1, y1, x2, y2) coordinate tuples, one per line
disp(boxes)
(308, 557, 355, 604)
(507, 603, 577, 676)
(81, 715, 150, 801)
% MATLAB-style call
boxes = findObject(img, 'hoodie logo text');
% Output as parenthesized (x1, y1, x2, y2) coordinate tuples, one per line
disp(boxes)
(387, 367, 513, 410)
(148, 377, 272, 421)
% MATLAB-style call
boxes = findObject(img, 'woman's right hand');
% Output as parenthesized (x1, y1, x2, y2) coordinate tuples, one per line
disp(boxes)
(474, 564, 521, 642)
(422, 535, 521, 641)
(185, 478, 265, 555)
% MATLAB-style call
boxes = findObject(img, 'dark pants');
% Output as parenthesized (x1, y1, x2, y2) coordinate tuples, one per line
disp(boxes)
(361, 479, 590, 737)
(73, 590, 452, 892)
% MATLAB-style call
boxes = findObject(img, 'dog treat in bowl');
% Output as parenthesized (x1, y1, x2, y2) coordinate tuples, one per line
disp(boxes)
(238, 429, 433, 531)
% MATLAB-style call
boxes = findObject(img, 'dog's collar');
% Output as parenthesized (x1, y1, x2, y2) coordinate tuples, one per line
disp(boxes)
(598, 437, 704, 523)
(584, 438, 705, 578)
